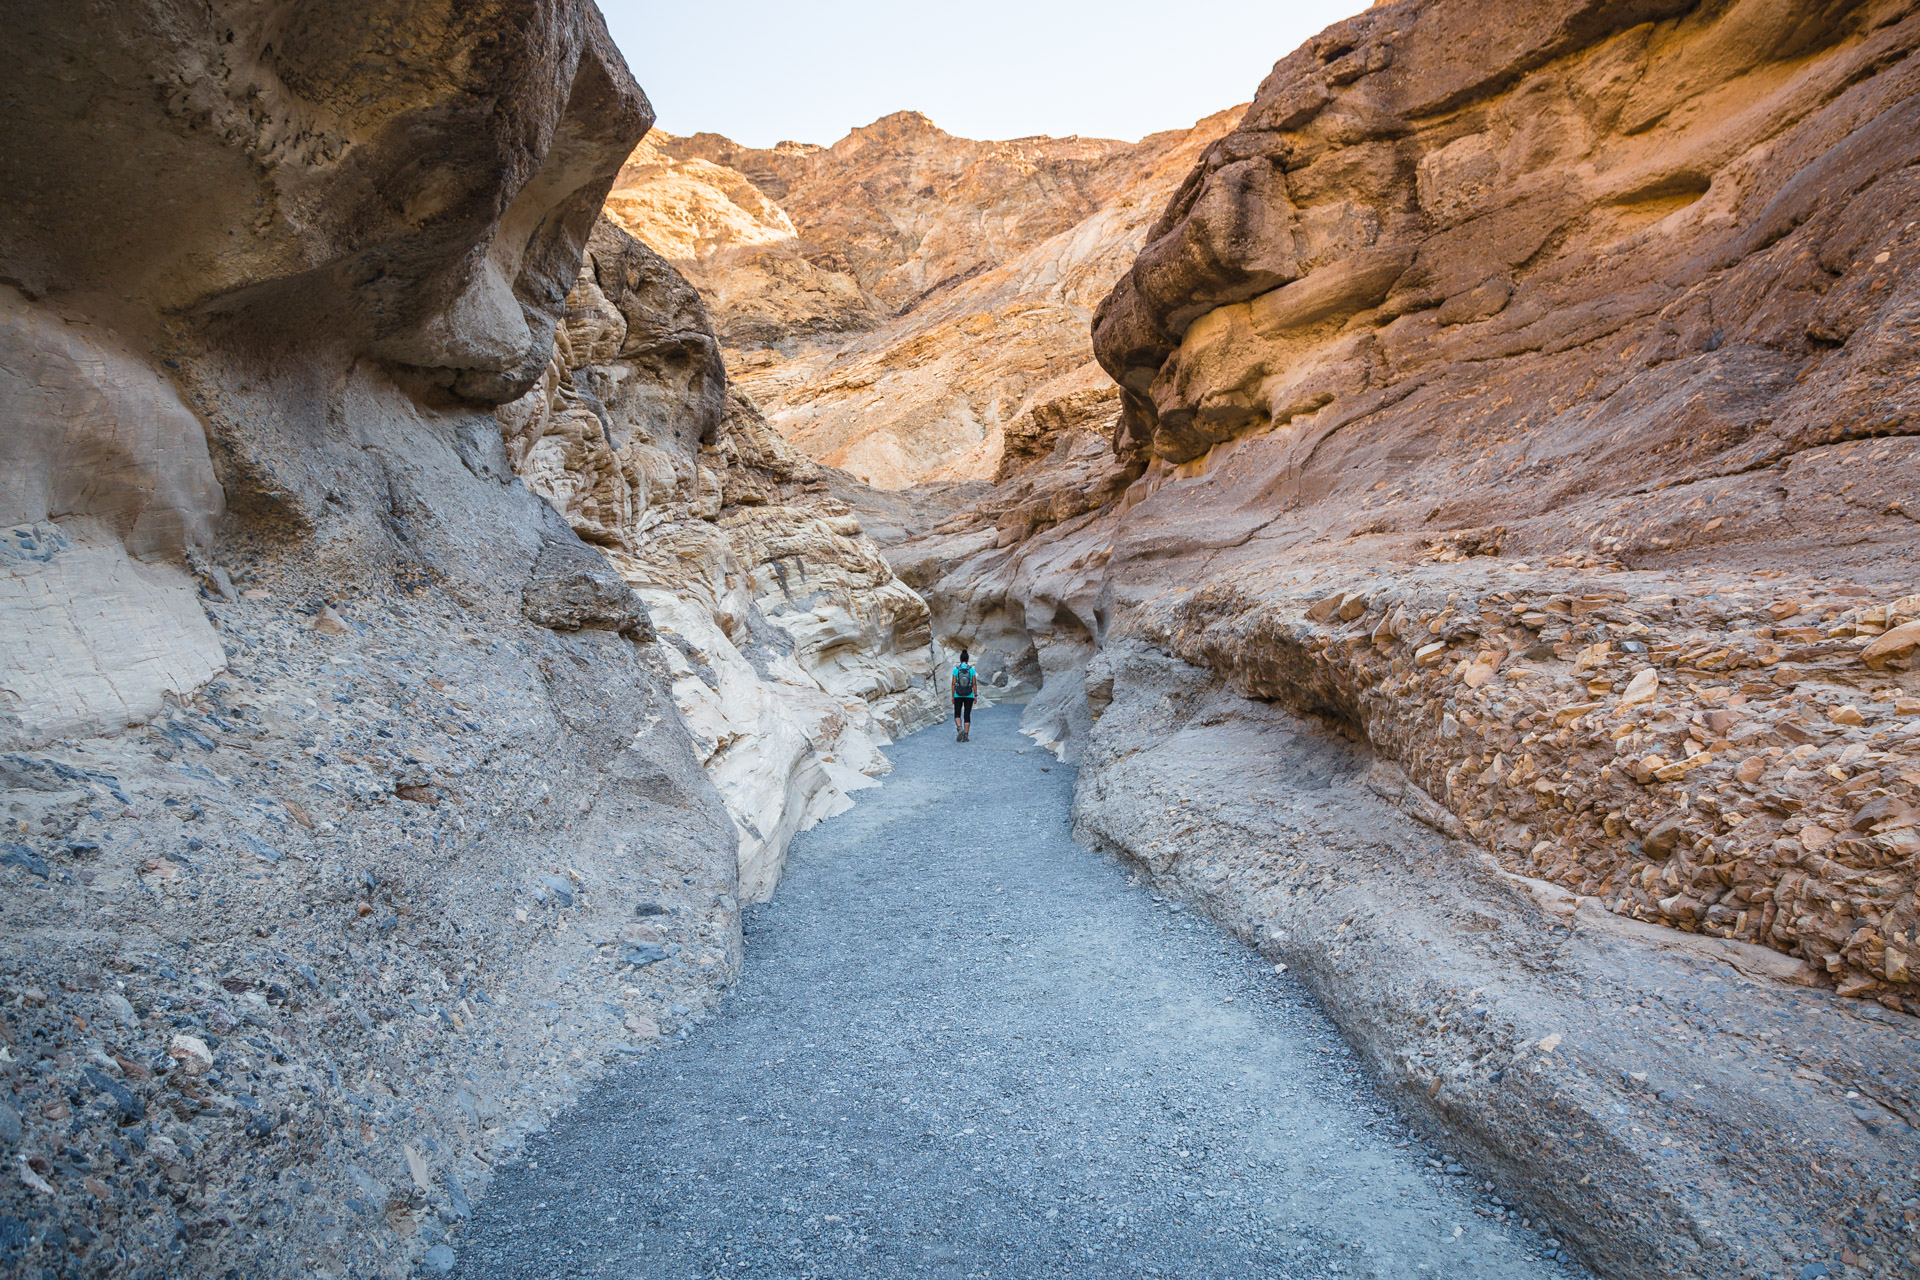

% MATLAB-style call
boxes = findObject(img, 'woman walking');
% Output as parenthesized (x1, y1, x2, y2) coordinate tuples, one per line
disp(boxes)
(951, 648, 978, 741)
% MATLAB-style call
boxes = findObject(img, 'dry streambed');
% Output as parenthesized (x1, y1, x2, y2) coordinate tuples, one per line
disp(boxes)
(456, 706, 1577, 1280)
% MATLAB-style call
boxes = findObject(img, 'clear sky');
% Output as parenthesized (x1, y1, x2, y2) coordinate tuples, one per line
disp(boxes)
(602, 0, 1371, 148)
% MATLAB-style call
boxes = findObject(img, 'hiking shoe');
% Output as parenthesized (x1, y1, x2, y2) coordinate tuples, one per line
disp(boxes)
(959, 728, 969, 742)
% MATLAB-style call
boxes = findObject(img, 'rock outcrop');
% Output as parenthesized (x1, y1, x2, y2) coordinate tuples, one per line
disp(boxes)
(499, 217, 942, 898)
(1071, 0, 1920, 1015)
(606, 110, 1245, 487)
(0, 5, 836, 1277)
(879, 0, 1920, 1274)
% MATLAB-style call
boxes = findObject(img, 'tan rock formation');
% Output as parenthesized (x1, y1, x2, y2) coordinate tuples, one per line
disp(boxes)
(606, 109, 1245, 487)
(499, 218, 942, 897)
(1065, 0, 1920, 1006)
(879, 0, 1920, 1273)
(603, 133, 799, 261)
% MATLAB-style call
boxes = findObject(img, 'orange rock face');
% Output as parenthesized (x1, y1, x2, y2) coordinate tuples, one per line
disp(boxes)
(605, 109, 1243, 486)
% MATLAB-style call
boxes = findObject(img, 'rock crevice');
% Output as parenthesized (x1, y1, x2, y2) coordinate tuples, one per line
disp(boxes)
(499, 218, 943, 898)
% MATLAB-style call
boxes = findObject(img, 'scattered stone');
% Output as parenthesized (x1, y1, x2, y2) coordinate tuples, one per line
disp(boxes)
(623, 944, 669, 968)
(1860, 621, 1920, 669)
(446, 1173, 473, 1221)
(538, 874, 576, 908)
(0, 846, 48, 878)
(83, 1067, 144, 1122)
(168, 1033, 214, 1076)
(1620, 669, 1660, 708)
(102, 992, 136, 1028)
(18, 1156, 56, 1196)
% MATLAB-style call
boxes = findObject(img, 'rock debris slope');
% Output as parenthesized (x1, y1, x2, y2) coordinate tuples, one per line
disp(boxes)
(457, 705, 1576, 1280)
(605, 109, 1246, 487)
(0, 4, 928, 1277)
(870, 0, 1920, 1275)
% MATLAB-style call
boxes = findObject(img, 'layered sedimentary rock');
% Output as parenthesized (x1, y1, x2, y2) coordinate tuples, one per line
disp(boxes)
(603, 133, 802, 262)
(887, 0, 1920, 1274)
(607, 109, 1243, 487)
(498, 217, 941, 898)
(0, 6, 773, 1277)
(1072, 0, 1920, 1010)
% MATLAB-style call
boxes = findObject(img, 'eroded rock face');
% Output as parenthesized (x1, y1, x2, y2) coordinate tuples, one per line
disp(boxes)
(1073, 643, 1919, 1280)
(0, 7, 766, 1278)
(1059, 0, 1920, 1008)
(5, 1, 645, 409)
(887, 0, 1920, 1273)
(607, 109, 1244, 487)
(0, 290, 229, 746)
(500, 218, 942, 898)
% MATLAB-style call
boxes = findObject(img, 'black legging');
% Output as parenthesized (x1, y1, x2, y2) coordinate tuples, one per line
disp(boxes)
(952, 697, 974, 724)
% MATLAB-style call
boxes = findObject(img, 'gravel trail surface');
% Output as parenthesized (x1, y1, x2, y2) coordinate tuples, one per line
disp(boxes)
(457, 706, 1576, 1279)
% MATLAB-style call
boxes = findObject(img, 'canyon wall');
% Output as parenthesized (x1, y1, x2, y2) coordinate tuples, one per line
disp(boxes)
(882, 0, 1920, 1274)
(604, 109, 1245, 488)
(496, 217, 942, 899)
(0, 5, 883, 1277)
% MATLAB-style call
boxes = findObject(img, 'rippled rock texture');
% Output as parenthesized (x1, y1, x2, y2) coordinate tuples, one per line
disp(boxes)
(0, 5, 762, 1276)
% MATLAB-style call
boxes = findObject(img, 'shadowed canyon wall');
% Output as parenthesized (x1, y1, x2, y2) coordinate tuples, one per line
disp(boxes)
(0, 4, 936, 1277)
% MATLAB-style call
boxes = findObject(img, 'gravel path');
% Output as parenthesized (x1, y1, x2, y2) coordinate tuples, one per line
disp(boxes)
(457, 706, 1577, 1279)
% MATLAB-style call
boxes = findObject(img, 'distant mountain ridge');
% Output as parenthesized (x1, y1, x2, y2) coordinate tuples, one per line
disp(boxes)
(604, 107, 1244, 487)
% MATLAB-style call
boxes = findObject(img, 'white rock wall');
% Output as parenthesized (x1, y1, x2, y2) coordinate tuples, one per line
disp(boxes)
(503, 220, 944, 900)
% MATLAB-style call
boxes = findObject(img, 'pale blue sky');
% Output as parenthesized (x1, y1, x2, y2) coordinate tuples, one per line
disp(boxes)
(603, 1, 1371, 147)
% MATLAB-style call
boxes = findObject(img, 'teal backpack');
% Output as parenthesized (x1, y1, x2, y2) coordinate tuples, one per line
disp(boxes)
(954, 664, 976, 697)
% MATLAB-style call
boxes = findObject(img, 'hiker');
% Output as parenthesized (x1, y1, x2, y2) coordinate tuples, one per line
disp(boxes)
(951, 647, 977, 741)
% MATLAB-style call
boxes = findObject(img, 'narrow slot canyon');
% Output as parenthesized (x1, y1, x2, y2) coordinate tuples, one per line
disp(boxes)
(1, 3, 1917, 1280)
(458, 707, 1556, 1280)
